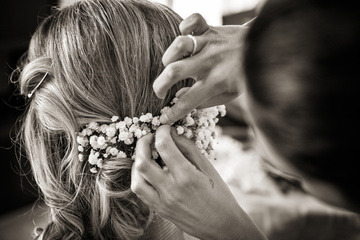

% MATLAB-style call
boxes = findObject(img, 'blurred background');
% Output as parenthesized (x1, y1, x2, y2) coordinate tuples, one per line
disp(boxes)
(0, 0, 262, 239)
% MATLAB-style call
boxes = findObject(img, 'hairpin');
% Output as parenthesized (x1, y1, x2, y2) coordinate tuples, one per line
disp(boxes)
(27, 72, 49, 98)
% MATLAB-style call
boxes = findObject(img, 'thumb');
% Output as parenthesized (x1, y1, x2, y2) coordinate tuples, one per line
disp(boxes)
(160, 81, 212, 124)
(169, 127, 218, 176)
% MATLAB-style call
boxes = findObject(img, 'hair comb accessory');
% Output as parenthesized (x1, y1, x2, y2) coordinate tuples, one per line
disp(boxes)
(76, 98, 226, 173)
(27, 72, 49, 98)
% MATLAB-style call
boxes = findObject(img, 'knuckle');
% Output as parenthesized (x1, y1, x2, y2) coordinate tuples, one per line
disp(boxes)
(190, 13, 204, 24)
(154, 137, 169, 153)
(173, 36, 188, 52)
(134, 158, 148, 174)
(165, 64, 180, 80)
(130, 181, 142, 195)
(176, 97, 193, 113)
(181, 13, 208, 35)
(164, 106, 177, 122)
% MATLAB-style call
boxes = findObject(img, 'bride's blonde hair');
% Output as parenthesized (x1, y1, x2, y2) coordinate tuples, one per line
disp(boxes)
(12, 0, 192, 239)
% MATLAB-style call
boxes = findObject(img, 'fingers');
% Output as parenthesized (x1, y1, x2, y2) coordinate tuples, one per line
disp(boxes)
(197, 91, 240, 109)
(154, 14, 210, 99)
(133, 134, 165, 185)
(162, 36, 194, 66)
(162, 34, 206, 67)
(131, 134, 163, 202)
(175, 87, 190, 98)
(131, 164, 159, 204)
(169, 130, 217, 176)
(154, 125, 191, 172)
(179, 13, 210, 35)
(153, 55, 206, 99)
(159, 81, 216, 124)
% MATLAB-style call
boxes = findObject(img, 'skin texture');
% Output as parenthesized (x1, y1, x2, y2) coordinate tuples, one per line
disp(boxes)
(131, 9, 360, 239)
(131, 126, 267, 240)
(153, 13, 248, 124)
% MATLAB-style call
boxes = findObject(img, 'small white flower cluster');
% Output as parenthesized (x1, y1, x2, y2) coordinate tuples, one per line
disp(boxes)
(76, 98, 226, 173)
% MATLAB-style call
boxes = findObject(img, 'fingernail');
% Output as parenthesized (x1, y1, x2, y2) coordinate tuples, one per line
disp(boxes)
(160, 113, 169, 125)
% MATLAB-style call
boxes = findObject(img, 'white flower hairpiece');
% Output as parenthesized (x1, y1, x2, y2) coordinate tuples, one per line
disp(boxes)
(76, 98, 226, 173)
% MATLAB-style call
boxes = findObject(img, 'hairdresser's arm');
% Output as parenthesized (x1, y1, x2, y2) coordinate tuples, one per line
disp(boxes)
(131, 126, 267, 240)
(154, 14, 255, 124)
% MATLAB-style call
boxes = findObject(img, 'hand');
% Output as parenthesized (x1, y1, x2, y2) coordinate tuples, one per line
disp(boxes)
(131, 125, 266, 240)
(153, 14, 252, 124)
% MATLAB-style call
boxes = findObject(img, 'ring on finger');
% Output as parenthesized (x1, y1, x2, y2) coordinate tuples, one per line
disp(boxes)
(187, 34, 197, 56)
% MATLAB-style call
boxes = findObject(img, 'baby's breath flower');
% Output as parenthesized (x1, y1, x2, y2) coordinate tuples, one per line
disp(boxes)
(146, 113, 153, 121)
(171, 97, 179, 104)
(152, 149, 159, 160)
(133, 117, 139, 124)
(97, 136, 106, 146)
(139, 114, 148, 123)
(185, 129, 193, 139)
(131, 152, 136, 160)
(195, 140, 203, 149)
(151, 116, 161, 127)
(176, 126, 185, 135)
(76, 136, 88, 146)
(116, 121, 127, 130)
(134, 128, 143, 138)
(80, 129, 87, 136)
(76, 98, 226, 173)
(78, 145, 84, 152)
(117, 151, 127, 158)
(88, 122, 99, 130)
(209, 120, 215, 129)
(106, 126, 116, 138)
(129, 124, 138, 133)
(96, 158, 103, 168)
(118, 131, 130, 142)
(111, 116, 119, 122)
(86, 128, 93, 136)
(198, 116, 207, 125)
(89, 135, 99, 149)
(218, 105, 226, 117)
(185, 116, 195, 126)
(197, 131, 205, 141)
(109, 147, 119, 156)
(99, 124, 108, 134)
(88, 150, 99, 165)
(124, 117, 132, 126)
(124, 138, 134, 145)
